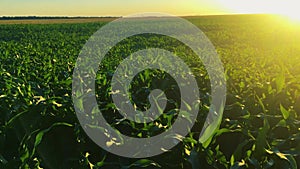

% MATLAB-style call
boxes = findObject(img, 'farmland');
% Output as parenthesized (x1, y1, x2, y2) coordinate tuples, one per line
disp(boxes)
(0, 17, 117, 25)
(0, 14, 300, 168)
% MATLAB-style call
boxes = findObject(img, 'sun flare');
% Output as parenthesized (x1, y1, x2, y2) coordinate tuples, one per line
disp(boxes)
(217, 0, 300, 23)
(279, 11, 300, 23)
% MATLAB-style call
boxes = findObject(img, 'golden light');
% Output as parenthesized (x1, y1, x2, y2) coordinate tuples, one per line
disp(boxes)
(279, 11, 300, 23)
(216, 0, 300, 23)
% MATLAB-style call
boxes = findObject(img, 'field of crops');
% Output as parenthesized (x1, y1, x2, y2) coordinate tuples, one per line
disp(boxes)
(1, 14, 300, 168)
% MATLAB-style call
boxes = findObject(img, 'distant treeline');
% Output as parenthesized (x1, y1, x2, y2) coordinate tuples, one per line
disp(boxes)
(0, 16, 119, 20)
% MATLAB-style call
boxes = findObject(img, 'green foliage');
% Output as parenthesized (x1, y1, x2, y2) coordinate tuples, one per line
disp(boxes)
(0, 15, 300, 168)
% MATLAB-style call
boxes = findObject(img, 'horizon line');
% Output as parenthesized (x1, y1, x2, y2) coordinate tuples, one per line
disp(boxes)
(0, 13, 277, 18)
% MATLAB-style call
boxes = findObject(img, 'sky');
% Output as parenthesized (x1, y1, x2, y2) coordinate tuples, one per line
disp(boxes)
(0, 0, 299, 17)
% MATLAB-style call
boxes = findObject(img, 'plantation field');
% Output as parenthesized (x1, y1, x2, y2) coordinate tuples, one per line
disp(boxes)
(1, 14, 300, 168)
(0, 18, 117, 25)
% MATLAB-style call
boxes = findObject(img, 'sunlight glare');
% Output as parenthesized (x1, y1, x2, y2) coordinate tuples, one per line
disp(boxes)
(216, 0, 300, 23)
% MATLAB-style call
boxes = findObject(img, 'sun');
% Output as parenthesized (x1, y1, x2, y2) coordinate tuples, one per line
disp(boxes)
(279, 11, 300, 23)
(216, 0, 300, 23)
